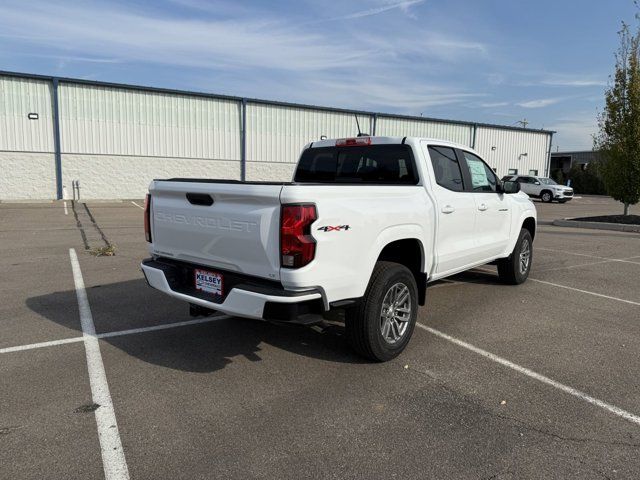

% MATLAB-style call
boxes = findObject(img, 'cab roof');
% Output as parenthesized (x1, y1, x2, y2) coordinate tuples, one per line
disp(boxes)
(306, 136, 471, 151)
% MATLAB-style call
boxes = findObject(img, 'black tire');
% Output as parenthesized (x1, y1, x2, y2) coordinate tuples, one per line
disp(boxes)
(540, 190, 553, 203)
(497, 228, 533, 285)
(345, 261, 418, 362)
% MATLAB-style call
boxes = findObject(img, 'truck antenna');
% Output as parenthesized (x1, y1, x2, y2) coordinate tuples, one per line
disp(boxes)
(354, 114, 368, 137)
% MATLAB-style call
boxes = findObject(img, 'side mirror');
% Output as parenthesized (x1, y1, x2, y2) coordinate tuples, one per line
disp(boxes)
(534, 181, 540, 185)
(500, 180, 520, 194)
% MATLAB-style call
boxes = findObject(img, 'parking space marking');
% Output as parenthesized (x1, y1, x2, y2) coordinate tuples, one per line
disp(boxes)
(70, 248, 130, 480)
(535, 259, 621, 273)
(530, 278, 640, 306)
(536, 247, 640, 265)
(131, 201, 144, 210)
(417, 323, 640, 427)
(63, 201, 68, 215)
(0, 336, 84, 354)
(98, 315, 230, 339)
(472, 266, 640, 306)
(1, 316, 231, 355)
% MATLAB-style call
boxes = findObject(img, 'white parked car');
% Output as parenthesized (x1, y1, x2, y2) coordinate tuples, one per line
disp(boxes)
(141, 136, 537, 361)
(502, 175, 573, 203)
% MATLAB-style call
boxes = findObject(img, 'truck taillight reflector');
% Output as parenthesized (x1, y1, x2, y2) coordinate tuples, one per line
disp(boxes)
(280, 204, 317, 268)
(144, 194, 152, 243)
(336, 137, 371, 147)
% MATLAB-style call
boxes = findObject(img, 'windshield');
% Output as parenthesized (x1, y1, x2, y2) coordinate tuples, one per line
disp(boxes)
(538, 177, 557, 185)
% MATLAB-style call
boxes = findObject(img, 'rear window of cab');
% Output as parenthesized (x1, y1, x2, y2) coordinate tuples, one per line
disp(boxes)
(294, 145, 419, 185)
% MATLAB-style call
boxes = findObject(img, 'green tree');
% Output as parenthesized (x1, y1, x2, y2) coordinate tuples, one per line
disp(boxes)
(594, 19, 640, 215)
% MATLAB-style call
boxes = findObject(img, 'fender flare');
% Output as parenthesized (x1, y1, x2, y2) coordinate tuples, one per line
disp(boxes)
(505, 213, 536, 255)
(356, 224, 429, 303)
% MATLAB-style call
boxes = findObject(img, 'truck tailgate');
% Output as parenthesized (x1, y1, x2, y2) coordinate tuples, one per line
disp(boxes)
(149, 181, 283, 280)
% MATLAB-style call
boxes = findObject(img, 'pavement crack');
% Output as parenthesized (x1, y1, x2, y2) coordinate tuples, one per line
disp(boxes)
(71, 201, 90, 250)
(82, 203, 113, 249)
(74, 403, 101, 413)
(0, 425, 24, 435)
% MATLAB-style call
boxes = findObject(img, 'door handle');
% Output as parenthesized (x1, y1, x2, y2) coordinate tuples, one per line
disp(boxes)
(478, 203, 488, 211)
(441, 205, 455, 214)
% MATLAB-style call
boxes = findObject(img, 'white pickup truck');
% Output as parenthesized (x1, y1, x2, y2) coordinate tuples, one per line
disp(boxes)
(141, 136, 536, 361)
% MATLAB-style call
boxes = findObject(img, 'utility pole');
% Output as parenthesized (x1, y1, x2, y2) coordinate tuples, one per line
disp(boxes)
(514, 118, 529, 128)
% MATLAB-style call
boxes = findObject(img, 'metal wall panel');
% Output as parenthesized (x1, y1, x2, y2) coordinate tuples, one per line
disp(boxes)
(246, 103, 373, 164)
(474, 127, 551, 178)
(0, 76, 54, 152)
(376, 116, 474, 146)
(58, 83, 241, 160)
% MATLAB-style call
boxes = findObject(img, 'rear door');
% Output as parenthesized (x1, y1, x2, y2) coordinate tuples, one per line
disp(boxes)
(422, 143, 478, 274)
(149, 181, 283, 280)
(516, 176, 537, 195)
(460, 151, 511, 258)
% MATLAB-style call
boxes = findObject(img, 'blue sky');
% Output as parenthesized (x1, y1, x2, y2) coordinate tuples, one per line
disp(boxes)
(0, 0, 636, 150)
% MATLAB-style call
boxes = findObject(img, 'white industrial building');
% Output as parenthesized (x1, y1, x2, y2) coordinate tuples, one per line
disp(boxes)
(0, 71, 554, 200)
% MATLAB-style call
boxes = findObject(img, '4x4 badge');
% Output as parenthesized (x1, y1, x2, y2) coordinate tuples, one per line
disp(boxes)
(317, 225, 350, 232)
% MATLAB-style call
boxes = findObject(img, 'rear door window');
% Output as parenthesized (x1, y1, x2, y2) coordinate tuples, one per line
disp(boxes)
(294, 145, 418, 184)
(428, 146, 464, 191)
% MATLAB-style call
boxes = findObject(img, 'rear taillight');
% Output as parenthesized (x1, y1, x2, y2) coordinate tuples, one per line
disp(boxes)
(280, 204, 317, 268)
(335, 137, 371, 147)
(144, 194, 152, 243)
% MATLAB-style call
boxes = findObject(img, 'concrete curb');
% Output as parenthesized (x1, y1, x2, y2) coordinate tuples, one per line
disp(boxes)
(552, 218, 640, 233)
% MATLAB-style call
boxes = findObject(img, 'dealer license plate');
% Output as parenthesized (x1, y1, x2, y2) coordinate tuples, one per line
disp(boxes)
(194, 269, 223, 296)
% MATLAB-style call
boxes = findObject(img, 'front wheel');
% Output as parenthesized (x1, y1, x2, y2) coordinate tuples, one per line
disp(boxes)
(345, 262, 418, 362)
(497, 229, 533, 285)
(540, 190, 553, 203)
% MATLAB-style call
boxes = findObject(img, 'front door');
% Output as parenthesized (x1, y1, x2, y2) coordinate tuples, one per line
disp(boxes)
(461, 151, 512, 258)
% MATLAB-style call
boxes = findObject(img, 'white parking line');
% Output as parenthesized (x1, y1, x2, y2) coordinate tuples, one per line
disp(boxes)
(417, 323, 640, 427)
(535, 259, 621, 273)
(530, 278, 640, 306)
(131, 201, 144, 210)
(99, 315, 230, 339)
(0, 336, 84, 354)
(70, 248, 130, 480)
(536, 247, 640, 265)
(0, 316, 231, 355)
(472, 266, 640, 306)
(63, 201, 68, 215)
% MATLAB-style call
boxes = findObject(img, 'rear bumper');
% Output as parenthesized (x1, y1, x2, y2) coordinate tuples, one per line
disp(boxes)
(141, 258, 324, 321)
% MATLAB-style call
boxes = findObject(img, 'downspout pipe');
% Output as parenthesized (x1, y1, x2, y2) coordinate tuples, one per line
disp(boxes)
(471, 123, 478, 149)
(52, 78, 63, 199)
(241, 98, 247, 182)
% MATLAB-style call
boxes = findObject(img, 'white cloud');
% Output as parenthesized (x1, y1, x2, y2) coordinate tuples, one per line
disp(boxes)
(0, 0, 492, 114)
(478, 101, 509, 108)
(0, 1, 375, 72)
(540, 75, 607, 87)
(516, 98, 563, 108)
(320, 0, 425, 22)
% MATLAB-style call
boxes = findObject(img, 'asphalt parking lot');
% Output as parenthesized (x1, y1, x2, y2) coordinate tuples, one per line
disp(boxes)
(1, 196, 639, 480)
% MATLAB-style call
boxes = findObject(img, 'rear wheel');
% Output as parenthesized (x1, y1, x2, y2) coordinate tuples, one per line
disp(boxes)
(497, 228, 533, 285)
(346, 262, 418, 362)
(540, 190, 553, 203)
